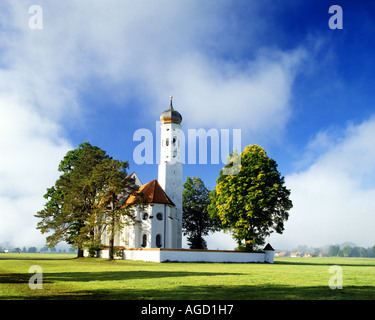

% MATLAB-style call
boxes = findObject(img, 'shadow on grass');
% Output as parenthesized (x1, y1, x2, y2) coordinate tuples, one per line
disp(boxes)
(81, 284, 375, 300)
(0, 270, 240, 285)
(274, 260, 375, 268)
(2, 268, 375, 300)
(2, 283, 374, 300)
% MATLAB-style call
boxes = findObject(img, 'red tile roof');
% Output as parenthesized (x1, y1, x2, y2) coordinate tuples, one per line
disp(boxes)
(126, 179, 175, 206)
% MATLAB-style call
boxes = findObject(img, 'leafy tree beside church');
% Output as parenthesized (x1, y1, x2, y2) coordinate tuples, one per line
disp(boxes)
(182, 177, 221, 249)
(208, 145, 293, 252)
(92, 157, 144, 259)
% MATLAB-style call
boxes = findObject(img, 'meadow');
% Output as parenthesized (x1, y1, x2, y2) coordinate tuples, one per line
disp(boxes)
(1, 253, 374, 300)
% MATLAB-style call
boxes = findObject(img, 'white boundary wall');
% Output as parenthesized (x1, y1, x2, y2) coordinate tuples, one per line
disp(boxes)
(117, 248, 274, 263)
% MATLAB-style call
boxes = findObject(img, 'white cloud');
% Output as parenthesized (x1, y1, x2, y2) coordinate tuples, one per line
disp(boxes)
(5, 0, 307, 130)
(0, 92, 72, 247)
(165, 48, 307, 135)
(271, 117, 375, 249)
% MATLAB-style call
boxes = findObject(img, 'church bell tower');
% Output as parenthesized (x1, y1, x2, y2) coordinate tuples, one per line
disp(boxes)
(158, 95, 183, 248)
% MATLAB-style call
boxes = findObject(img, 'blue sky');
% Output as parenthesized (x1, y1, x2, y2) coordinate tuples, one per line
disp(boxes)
(1, 1, 375, 250)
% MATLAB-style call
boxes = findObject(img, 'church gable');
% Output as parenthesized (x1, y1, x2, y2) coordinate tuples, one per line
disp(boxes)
(127, 172, 142, 187)
(126, 179, 175, 206)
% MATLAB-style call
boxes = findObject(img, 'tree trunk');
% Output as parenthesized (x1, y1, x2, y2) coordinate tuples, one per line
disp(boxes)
(109, 237, 114, 260)
(109, 200, 115, 260)
(77, 247, 84, 258)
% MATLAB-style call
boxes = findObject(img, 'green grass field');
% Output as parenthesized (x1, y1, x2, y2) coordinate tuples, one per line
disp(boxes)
(1, 253, 374, 300)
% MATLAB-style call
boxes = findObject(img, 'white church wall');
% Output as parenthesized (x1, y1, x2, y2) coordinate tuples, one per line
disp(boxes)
(159, 250, 266, 263)
(140, 206, 152, 248)
(123, 249, 162, 262)
(98, 249, 109, 259)
(150, 204, 165, 248)
(118, 248, 272, 263)
(148, 204, 178, 249)
(166, 206, 176, 248)
(264, 250, 275, 263)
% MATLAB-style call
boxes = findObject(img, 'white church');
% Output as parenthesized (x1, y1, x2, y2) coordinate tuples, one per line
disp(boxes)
(100, 96, 183, 250)
(97, 97, 275, 263)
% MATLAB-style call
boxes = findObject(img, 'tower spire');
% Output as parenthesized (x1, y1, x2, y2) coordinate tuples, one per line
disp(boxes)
(170, 91, 173, 110)
(160, 92, 182, 124)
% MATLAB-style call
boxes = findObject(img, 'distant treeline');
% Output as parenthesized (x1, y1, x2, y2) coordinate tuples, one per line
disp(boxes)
(327, 245, 375, 258)
(0, 246, 76, 253)
(291, 243, 375, 258)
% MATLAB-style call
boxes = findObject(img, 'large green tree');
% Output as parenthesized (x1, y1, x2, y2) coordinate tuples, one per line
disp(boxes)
(35, 142, 142, 258)
(208, 145, 293, 251)
(36, 142, 109, 257)
(93, 158, 144, 260)
(182, 177, 221, 249)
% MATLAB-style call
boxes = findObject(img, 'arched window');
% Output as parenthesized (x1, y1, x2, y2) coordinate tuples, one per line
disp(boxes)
(156, 212, 163, 221)
(142, 213, 148, 220)
(172, 137, 177, 146)
(141, 234, 147, 248)
(156, 234, 162, 248)
(166, 138, 169, 146)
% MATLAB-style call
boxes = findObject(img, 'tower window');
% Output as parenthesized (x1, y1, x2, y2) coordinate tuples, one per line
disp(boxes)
(156, 234, 162, 248)
(142, 213, 148, 220)
(156, 212, 163, 221)
(141, 234, 147, 248)
(172, 137, 177, 146)
(166, 138, 169, 146)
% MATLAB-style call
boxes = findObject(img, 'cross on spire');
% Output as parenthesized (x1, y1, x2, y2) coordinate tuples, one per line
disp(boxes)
(169, 91, 174, 110)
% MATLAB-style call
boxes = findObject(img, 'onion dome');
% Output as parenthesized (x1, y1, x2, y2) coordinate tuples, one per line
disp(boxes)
(160, 96, 182, 125)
